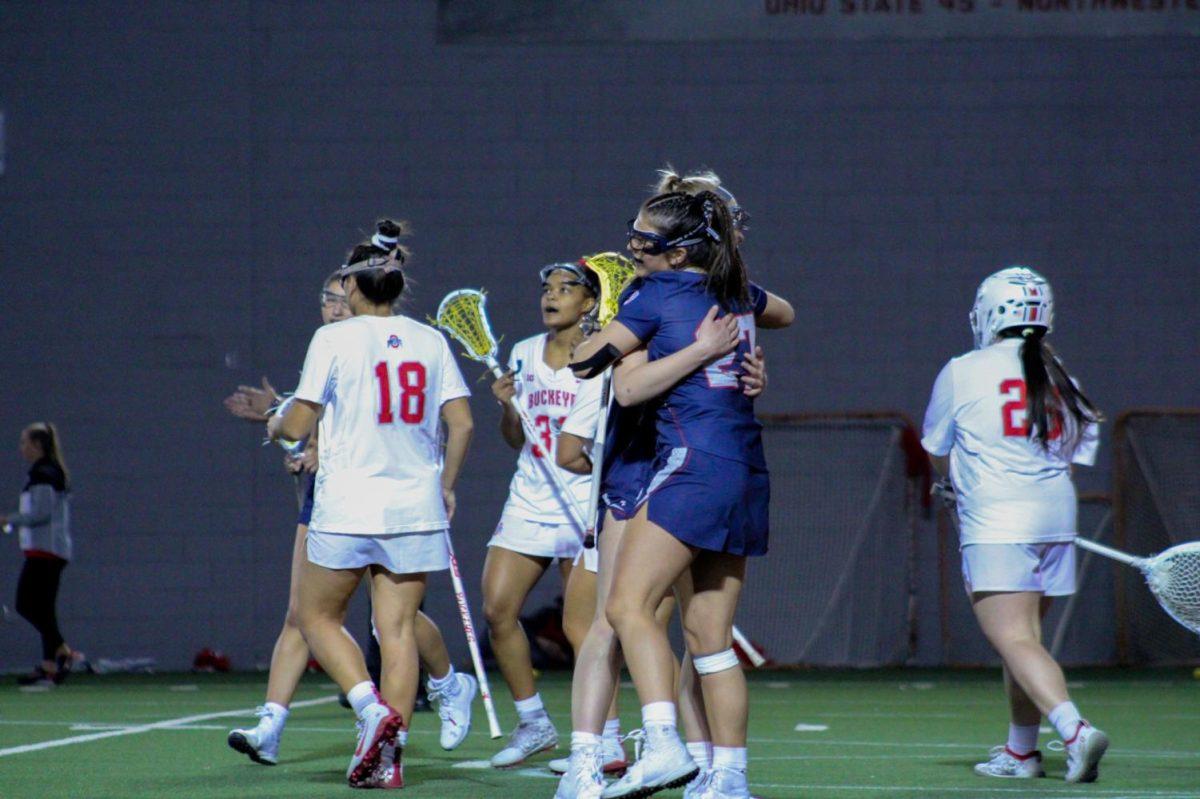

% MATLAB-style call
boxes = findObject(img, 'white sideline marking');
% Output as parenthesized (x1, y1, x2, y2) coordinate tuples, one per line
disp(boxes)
(793, 723, 829, 732)
(1040, 725, 1053, 734)
(169, 684, 199, 692)
(0, 694, 338, 758)
(451, 759, 493, 769)
(766, 681, 792, 689)
(752, 784, 1196, 798)
(896, 681, 935, 690)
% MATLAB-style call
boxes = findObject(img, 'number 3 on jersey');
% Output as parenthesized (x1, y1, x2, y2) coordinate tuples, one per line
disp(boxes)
(375, 361, 427, 425)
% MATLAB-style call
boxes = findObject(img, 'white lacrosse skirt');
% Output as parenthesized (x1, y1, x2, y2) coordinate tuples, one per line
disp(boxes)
(307, 529, 450, 575)
(488, 511, 584, 561)
(961, 542, 1076, 597)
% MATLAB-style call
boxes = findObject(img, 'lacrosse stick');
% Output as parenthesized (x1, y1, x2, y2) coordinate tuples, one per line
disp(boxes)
(577, 252, 637, 549)
(1, 523, 13, 622)
(434, 289, 588, 531)
(575, 254, 768, 667)
(1072, 537, 1200, 636)
(443, 530, 503, 738)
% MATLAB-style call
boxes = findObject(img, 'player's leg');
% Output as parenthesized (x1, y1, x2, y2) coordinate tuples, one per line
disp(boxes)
(416, 608, 477, 751)
(295, 556, 400, 787)
(228, 523, 313, 765)
(973, 589, 1105, 782)
(14, 557, 65, 684)
(603, 506, 697, 796)
(369, 568, 426, 724)
(681, 551, 748, 797)
(482, 544, 557, 766)
(562, 557, 593, 657)
(672, 570, 713, 786)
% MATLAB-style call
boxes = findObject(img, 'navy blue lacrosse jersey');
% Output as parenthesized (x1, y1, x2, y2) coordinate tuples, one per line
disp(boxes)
(613, 271, 767, 468)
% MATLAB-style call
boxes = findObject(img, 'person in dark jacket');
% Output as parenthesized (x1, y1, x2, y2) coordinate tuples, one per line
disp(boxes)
(1, 423, 75, 686)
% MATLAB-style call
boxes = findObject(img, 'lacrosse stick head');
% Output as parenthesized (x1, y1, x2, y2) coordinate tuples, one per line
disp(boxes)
(580, 251, 637, 329)
(434, 289, 500, 366)
(1144, 542, 1200, 635)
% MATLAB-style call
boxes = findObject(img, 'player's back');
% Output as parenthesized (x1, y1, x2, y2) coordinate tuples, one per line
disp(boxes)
(310, 314, 466, 535)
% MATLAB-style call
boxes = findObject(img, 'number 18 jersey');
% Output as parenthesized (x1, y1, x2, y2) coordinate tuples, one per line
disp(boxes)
(921, 338, 1098, 545)
(502, 334, 590, 526)
(294, 315, 470, 536)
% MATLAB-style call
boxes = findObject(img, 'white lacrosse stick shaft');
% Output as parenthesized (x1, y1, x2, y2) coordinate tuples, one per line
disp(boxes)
(582, 368, 614, 547)
(443, 530, 502, 739)
(732, 624, 766, 668)
(1072, 536, 1147, 568)
(484, 355, 589, 532)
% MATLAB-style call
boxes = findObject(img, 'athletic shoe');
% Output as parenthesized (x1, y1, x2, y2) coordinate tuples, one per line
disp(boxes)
(16, 667, 55, 688)
(550, 735, 628, 775)
(1058, 722, 1109, 783)
(347, 702, 403, 788)
(428, 672, 476, 750)
(227, 706, 281, 765)
(688, 766, 750, 798)
(683, 769, 712, 798)
(600, 725, 697, 799)
(53, 650, 73, 684)
(356, 738, 404, 789)
(553, 744, 606, 799)
(490, 716, 558, 768)
(973, 745, 1044, 778)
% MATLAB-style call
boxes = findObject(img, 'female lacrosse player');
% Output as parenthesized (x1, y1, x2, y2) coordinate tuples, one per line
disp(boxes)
(229, 261, 474, 767)
(1, 423, 75, 686)
(269, 220, 474, 789)
(570, 191, 791, 799)
(922, 266, 1107, 784)
(481, 262, 600, 769)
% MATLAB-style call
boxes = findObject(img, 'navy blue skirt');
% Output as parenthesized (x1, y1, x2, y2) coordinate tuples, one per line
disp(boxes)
(637, 446, 769, 556)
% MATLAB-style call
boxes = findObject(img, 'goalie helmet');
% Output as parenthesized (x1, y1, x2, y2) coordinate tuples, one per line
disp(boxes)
(969, 266, 1054, 350)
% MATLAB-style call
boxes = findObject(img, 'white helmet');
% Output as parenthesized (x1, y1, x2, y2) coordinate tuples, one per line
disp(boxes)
(969, 266, 1054, 350)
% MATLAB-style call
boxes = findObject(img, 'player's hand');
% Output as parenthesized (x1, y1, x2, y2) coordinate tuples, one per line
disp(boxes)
(224, 376, 280, 422)
(284, 454, 304, 474)
(491, 372, 517, 405)
(298, 441, 319, 474)
(442, 487, 457, 521)
(694, 305, 739, 360)
(740, 346, 767, 397)
(266, 413, 283, 441)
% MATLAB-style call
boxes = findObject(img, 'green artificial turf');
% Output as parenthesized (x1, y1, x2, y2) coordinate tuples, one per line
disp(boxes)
(0, 669, 1196, 798)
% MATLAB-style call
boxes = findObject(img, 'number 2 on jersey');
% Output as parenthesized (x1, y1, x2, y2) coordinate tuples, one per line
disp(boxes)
(375, 361, 427, 425)
(999, 378, 1060, 439)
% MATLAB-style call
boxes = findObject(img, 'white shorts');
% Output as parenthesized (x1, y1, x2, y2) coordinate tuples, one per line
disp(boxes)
(307, 529, 450, 575)
(488, 512, 583, 560)
(961, 542, 1076, 597)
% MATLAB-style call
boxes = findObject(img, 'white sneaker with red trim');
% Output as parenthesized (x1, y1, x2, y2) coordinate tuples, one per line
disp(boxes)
(346, 702, 403, 788)
(1058, 722, 1109, 783)
(973, 745, 1044, 778)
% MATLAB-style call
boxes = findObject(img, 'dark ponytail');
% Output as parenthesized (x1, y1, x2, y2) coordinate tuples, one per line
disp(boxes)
(344, 218, 409, 305)
(1005, 328, 1103, 454)
(640, 191, 749, 307)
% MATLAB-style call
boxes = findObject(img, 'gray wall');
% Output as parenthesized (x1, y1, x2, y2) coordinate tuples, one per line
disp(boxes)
(1, 2, 1197, 671)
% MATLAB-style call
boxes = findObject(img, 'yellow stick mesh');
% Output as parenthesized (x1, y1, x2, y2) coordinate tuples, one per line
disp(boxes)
(581, 251, 637, 328)
(434, 289, 499, 362)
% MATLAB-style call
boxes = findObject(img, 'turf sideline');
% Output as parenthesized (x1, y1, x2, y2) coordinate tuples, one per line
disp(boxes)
(0, 694, 338, 758)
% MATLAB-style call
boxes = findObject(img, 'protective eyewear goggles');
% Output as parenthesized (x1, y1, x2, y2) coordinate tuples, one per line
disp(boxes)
(320, 290, 349, 307)
(539, 262, 599, 297)
(625, 218, 712, 256)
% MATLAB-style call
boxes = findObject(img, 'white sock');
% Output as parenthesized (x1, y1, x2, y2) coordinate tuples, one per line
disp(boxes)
(572, 731, 601, 750)
(687, 741, 713, 770)
(515, 693, 547, 723)
(427, 664, 458, 694)
(712, 746, 747, 773)
(1007, 723, 1040, 756)
(641, 701, 676, 728)
(263, 702, 289, 730)
(1048, 701, 1083, 741)
(347, 681, 379, 717)
(603, 718, 620, 742)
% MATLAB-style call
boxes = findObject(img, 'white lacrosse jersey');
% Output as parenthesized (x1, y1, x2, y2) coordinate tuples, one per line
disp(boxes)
(502, 334, 591, 526)
(922, 338, 1099, 546)
(294, 315, 470, 535)
(560, 372, 603, 442)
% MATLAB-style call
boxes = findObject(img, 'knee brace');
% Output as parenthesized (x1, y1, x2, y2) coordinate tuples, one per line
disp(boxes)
(692, 647, 739, 675)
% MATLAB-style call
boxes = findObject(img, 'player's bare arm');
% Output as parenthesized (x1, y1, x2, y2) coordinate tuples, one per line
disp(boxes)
(439, 397, 474, 522)
(611, 306, 739, 407)
(555, 431, 592, 475)
(757, 291, 795, 329)
(268, 398, 321, 443)
(490, 372, 525, 450)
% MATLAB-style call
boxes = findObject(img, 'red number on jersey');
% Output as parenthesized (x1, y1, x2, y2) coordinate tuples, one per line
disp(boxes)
(999, 378, 1062, 439)
(530, 414, 566, 458)
(374, 361, 428, 425)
